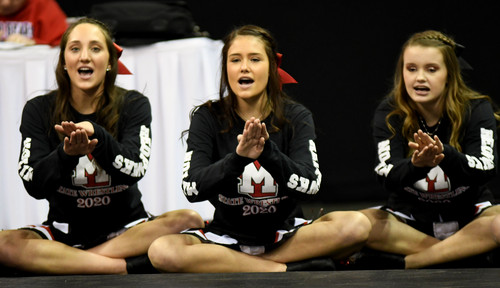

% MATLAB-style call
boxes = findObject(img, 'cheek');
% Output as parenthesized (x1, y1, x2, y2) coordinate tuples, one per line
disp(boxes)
(403, 76, 411, 90)
(402, 71, 411, 83)
(63, 53, 74, 67)
(96, 57, 109, 69)
(258, 68, 269, 84)
(226, 66, 238, 81)
(434, 75, 447, 90)
(225, 70, 238, 91)
(441, 75, 448, 87)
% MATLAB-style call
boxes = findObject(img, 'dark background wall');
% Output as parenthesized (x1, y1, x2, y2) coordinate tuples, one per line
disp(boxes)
(57, 0, 500, 202)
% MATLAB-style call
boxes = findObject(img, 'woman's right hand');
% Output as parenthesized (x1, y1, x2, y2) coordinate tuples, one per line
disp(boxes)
(408, 130, 444, 167)
(55, 121, 98, 156)
(236, 117, 269, 159)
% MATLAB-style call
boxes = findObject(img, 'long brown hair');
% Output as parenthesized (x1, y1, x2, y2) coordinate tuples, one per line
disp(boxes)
(185, 25, 291, 136)
(52, 17, 124, 138)
(386, 30, 500, 152)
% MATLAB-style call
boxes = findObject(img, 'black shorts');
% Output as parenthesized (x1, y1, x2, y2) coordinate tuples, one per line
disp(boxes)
(20, 215, 154, 249)
(182, 217, 312, 255)
(377, 201, 495, 239)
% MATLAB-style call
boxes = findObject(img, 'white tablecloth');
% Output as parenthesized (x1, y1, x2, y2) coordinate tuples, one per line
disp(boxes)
(0, 37, 222, 229)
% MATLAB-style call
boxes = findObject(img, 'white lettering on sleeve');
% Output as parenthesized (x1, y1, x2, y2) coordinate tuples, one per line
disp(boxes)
(112, 125, 151, 177)
(181, 151, 198, 196)
(465, 128, 495, 171)
(18, 137, 33, 181)
(286, 140, 321, 195)
(375, 139, 394, 176)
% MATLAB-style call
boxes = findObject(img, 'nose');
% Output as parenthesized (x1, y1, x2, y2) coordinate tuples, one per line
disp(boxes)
(80, 48, 90, 62)
(240, 59, 249, 72)
(416, 70, 426, 82)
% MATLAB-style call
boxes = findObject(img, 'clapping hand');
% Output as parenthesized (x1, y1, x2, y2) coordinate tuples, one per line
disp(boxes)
(408, 129, 444, 167)
(236, 117, 269, 159)
(54, 121, 98, 156)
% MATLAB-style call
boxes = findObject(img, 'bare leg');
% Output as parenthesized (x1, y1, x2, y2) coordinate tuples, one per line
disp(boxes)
(0, 230, 126, 274)
(0, 209, 204, 274)
(263, 211, 371, 262)
(361, 208, 439, 255)
(148, 234, 286, 273)
(405, 206, 500, 269)
(89, 209, 204, 258)
(148, 211, 371, 273)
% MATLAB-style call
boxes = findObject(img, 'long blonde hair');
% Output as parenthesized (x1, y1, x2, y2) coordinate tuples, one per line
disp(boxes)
(386, 30, 499, 152)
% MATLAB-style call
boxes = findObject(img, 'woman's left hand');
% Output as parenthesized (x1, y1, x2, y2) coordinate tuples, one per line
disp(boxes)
(55, 121, 95, 137)
(55, 121, 97, 156)
(236, 117, 269, 159)
(408, 130, 444, 167)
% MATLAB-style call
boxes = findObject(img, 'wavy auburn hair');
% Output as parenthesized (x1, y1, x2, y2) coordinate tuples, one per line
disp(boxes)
(386, 30, 499, 152)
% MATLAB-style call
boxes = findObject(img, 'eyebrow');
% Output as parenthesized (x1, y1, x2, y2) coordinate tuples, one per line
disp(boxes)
(228, 52, 264, 57)
(405, 62, 441, 66)
(67, 40, 105, 46)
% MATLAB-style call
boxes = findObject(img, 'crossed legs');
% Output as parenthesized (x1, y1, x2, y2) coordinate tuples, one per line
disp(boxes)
(148, 210, 371, 273)
(0, 209, 203, 274)
(361, 206, 500, 269)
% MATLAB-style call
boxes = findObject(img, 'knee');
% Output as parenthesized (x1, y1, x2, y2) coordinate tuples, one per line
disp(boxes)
(0, 230, 32, 265)
(345, 211, 372, 243)
(491, 215, 500, 244)
(360, 208, 390, 224)
(181, 209, 205, 228)
(156, 209, 204, 232)
(322, 211, 372, 243)
(148, 237, 183, 272)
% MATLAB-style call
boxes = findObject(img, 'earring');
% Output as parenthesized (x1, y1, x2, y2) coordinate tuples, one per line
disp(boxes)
(106, 67, 111, 71)
(64, 67, 67, 70)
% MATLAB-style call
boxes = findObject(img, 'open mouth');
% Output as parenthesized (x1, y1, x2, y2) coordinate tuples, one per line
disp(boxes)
(238, 77, 254, 85)
(414, 86, 430, 92)
(78, 67, 94, 77)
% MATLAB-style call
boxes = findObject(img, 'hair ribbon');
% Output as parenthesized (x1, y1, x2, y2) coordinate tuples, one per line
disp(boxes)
(276, 53, 297, 87)
(454, 42, 472, 70)
(113, 43, 132, 75)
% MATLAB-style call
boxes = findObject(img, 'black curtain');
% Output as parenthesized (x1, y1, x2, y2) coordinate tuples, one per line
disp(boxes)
(58, 0, 500, 201)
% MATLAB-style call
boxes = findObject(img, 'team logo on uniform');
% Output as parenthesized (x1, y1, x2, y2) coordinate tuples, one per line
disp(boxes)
(414, 166, 450, 193)
(72, 154, 111, 188)
(238, 161, 278, 199)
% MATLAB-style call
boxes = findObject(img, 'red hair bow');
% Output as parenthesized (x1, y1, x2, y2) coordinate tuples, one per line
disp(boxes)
(113, 43, 132, 75)
(276, 53, 297, 87)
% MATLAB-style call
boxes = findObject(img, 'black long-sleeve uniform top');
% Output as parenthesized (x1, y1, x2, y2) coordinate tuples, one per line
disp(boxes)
(373, 97, 498, 223)
(181, 100, 322, 245)
(17, 91, 151, 244)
